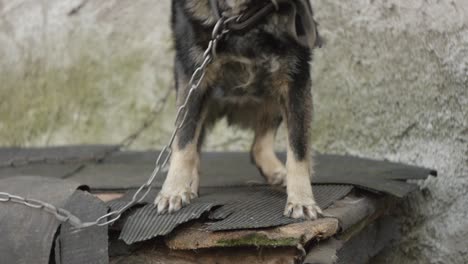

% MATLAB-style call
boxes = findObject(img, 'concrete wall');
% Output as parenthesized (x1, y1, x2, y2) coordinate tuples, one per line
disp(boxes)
(0, 0, 466, 263)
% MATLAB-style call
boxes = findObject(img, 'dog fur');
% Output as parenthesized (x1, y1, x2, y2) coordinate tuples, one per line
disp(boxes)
(154, 0, 322, 219)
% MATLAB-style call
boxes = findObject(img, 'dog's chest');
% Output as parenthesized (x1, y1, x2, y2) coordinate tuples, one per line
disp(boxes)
(205, 13, 297, 100)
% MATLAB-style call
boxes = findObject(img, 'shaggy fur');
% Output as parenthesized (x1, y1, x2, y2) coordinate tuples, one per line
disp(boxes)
(154, 0, 322, 219)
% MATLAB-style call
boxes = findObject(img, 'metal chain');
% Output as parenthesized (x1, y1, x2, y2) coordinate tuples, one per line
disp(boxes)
(0, 15, 238, 230)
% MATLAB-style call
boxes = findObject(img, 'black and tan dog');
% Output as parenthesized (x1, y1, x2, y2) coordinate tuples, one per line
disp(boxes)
(155, 0, 323, 219)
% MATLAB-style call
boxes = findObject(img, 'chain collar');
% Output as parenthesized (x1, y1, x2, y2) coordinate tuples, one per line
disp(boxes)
(210, 0, 290, 33)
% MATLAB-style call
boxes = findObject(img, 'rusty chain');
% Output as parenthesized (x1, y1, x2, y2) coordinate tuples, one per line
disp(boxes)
(0, 15, 240, 230)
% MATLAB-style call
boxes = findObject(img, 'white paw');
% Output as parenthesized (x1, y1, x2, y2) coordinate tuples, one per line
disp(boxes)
(284, 199, 322, 220)
(266, 168, 287, 187)
(154, 187, 197, 214)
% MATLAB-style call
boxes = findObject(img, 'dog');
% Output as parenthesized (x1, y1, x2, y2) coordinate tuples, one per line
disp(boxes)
(155, 0, 323, 219)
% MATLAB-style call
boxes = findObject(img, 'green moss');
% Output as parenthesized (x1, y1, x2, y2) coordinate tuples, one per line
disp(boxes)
(216, 234, 299, 247)
(0, 40, 160, 146)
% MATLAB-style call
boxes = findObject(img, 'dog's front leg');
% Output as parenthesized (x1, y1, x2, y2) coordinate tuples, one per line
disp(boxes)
(281, 63, 322, 220)
(155, 77, 207, 214)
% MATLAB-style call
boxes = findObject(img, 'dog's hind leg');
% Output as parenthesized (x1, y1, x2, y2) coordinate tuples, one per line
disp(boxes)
(251, 114, 287, 186)
(155, 73, 207, 214)
(280, 60, 322, 220)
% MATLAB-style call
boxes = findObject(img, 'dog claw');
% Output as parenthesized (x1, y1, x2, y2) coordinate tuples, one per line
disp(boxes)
(168, 196, 182, 213)
(284, 202, 322, 220)
(154, 190, 197, 214)
(305, 205, 322, 219)
(156, 196, 169, 214)
(181, 192, 191, 206)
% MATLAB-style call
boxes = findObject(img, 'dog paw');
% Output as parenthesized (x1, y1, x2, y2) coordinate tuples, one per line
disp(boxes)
(284, 200, 322, 220)
(266, 168, 287, 186)
(154, 188, 197, 214)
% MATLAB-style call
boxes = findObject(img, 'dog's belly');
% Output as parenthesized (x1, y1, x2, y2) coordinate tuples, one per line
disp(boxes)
(206, 96, 273, 128)
(204, 55, 286, 128)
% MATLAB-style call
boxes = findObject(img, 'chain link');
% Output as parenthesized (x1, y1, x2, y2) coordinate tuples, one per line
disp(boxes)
(0, 15, 237, 230)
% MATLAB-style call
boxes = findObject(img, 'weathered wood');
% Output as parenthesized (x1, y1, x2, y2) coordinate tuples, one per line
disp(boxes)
(110, 245, 299, 264)
(165, 218, 339, 250)
(94, 193, 124, 202)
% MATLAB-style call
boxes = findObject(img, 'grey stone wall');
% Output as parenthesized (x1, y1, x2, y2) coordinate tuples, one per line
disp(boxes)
(0, 0, 466, 263)
(311, 1, 467, 263)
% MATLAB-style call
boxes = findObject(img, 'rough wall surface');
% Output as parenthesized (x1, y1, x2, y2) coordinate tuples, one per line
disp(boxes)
(0, 0, 466, 263)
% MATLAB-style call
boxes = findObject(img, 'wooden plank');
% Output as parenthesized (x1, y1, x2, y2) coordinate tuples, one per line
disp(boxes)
(94, 193, 124, 202)
(165, 218, 339, 250)
(110, 243, 299, 264)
